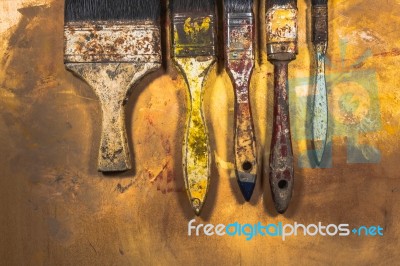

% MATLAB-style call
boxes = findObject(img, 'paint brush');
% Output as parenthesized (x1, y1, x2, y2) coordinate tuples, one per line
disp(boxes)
(64, 0, 162, 172)
(171, 0, 217, 215)
(311, 0, 328, 166)
(266, 0, 298, 213)
(224, 0, 257, 201)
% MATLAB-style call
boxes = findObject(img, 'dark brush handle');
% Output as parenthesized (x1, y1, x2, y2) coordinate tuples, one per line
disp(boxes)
(269, 61, 294, 213)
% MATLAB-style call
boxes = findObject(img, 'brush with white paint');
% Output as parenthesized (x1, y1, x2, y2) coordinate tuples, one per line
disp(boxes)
(64, 0, 162, 172)
(311, 0, 328, 166)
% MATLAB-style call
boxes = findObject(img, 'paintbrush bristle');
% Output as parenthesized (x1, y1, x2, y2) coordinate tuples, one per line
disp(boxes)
(267, 0, 297, 9)
(312, 0, 327, 5)
(65, 0, 161, 22)
(225, 0, 253, 13)
(171, 0, 215, 13)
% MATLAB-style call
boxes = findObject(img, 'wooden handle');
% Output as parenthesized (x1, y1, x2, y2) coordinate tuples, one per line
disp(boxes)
(227, 60, 257, 201)
(66, 62, 160, 172)
(174, 57, 215, 215)
(269, 61, 294, 213)
(234, 101, 258, 201)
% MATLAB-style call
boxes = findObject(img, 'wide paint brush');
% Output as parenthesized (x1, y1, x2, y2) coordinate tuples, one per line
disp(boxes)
(311, 0, 328, 166)
(266, 0, 298, 213)
(171, 0, 217, 215)
(224, 0, 257, 201)
(64, 0, 162, 172)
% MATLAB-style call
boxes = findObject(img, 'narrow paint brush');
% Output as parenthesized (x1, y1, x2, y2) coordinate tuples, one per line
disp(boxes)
(311, 0, 328, 166)
(171, 0, 217, 215)
(266, 0, 298, 213)
(64, 0, 162, 172)
(224, 0, 257, 201)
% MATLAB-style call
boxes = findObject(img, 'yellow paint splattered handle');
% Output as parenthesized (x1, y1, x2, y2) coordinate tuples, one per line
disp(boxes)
(174, 57, 215, 215)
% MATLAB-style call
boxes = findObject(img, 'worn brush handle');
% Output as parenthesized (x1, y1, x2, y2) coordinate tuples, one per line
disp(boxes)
(227, 61, 257, 201)
(312, 43, 328, 165)
(269, 61, 294, 213)
(174, 57, 215, 215)
(312, 2, 328, 165)
(225, 12, 257, 201)
(66, 62, 160, 172)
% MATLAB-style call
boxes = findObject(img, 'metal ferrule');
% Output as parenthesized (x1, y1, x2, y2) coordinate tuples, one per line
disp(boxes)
(312, 5, 328, 46)
(226, 13, 254, 61)
(172, 13, 216, 57)
(64, 21, 162, 64)
(266, 5, 298, 61)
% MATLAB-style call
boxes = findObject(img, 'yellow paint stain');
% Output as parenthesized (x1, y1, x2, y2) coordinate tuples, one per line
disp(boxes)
(267, 8, 297, 43)
(174, 57, 215, 212)
(183, 17, 211, 37)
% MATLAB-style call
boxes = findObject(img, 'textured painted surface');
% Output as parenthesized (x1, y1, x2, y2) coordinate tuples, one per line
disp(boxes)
(64, 21, 161, 63)
(174, 57, 214, 215)
(311, 4, 328, 165)
(172, 12, 216, 214)
(266, 4, 298, 212)
(312, 44, 328, 164)
(172, 14, 215, 57)
(269, 62, 294, 213)
(66, 62, 161, 172)
(1, 0, 400, 265)
(64, 21, 161, 171)
(266, 5, 298, 58)
(225, 13, 257, 200)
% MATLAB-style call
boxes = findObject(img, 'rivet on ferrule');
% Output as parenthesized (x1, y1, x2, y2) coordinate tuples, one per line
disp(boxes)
(266, 5, 298, 61)
(172, 13, 216, 57)
(226, 13, 254, 61)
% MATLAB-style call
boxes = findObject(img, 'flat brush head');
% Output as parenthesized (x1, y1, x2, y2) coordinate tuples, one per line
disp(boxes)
(65, 0, 161, 22)
(225, 0, 253, 13)
(312, 0, 327, 5)
(171, 0, 215, 13)
(267, 0, 297, 9)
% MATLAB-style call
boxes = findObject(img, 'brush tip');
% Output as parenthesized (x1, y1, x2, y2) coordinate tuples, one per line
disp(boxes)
(171, 0, 215, 13)
(312, 0, 328, 5)
(225, 0, 253, 13)
(266, 0, 297, 9)
(65, 0, 161, 22)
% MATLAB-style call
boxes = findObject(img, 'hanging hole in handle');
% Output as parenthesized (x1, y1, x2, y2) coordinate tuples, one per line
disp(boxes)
(242, 161, 253, 172)
(278, 180, 288, 190)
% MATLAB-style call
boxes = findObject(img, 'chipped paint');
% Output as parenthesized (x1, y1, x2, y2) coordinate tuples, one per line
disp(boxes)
(66, 62, 160, 172)
(172, 14, 216, 57)
(64, 21, 161, 171)
(266, 4, 298, 213)
(174, 57, 214, 215)
(312, 43, 328, 164)
(266, 5, 298, 60)
(225, 13, 257, 199)
(269, 62, 294, 213)
(64, 21, 161, 63)
(172, 13, 216, 214)
(311, 4, 328, 165)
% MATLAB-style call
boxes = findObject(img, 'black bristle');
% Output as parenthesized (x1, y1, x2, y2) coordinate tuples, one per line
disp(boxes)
(171, 0, 215, 13)
(65, 0, 161, 22)
(312, 0, 327, 5)
(266, 0, 297, 9)
(225, 0, 253, 13)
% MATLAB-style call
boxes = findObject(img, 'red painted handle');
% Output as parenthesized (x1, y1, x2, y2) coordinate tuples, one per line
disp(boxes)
(269, 61, 294, 213)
